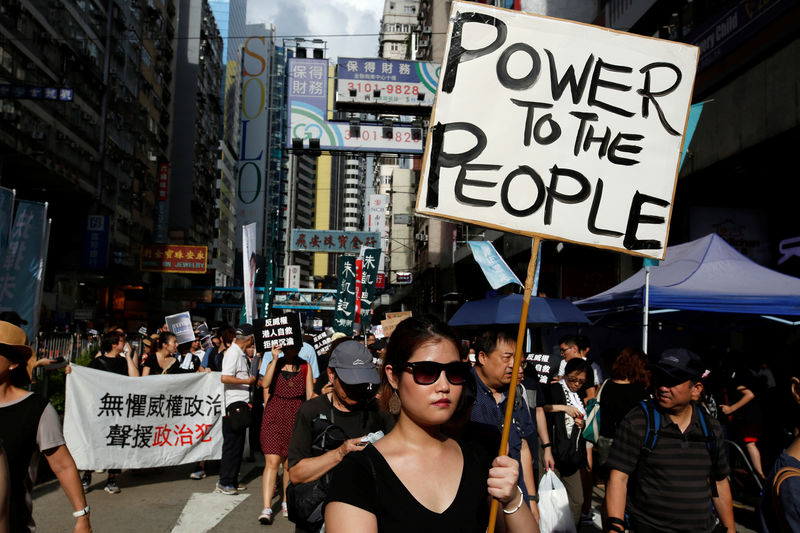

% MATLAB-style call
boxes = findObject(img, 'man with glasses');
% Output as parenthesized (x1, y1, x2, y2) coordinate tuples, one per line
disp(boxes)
(466, 329, 539, 519)
(287, 341, 393, 533)
(605, 348, 735, 533)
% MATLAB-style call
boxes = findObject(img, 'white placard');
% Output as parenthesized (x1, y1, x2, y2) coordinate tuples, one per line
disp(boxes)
(242, 223, 257, 322)
(64, 365, 223, 470)
(416, 2, 699, 259)
(165, 311, 194, 344)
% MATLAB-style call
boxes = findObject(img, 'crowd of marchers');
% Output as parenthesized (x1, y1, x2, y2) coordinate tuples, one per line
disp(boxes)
(2, 312, 799, 533)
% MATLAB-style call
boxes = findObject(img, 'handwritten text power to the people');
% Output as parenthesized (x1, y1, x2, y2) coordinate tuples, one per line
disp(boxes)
(416, 3, 699, 259)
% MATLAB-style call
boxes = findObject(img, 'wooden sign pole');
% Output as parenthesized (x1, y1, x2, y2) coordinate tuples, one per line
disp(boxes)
(487, 235, 543, 532)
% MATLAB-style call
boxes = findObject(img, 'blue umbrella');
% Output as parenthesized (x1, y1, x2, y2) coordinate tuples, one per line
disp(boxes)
(448, 294, 590, 326)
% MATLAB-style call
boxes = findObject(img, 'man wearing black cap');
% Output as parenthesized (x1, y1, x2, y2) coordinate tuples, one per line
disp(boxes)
(217, 323, 256, 495)
(604, 348, 735, 533)
(286, 341, 393, 532)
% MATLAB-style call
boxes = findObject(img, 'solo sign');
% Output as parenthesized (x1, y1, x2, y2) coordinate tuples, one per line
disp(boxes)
(236, 35, 269, 249)
(416, 2, 699, 259)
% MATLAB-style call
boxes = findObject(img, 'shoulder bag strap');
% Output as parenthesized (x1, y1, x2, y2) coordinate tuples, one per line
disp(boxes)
(596, 379, 608, 402)
(773, 466, 800, 533)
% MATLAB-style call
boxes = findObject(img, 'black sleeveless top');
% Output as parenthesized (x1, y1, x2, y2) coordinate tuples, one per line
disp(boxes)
(0, 393, 49, 533)
(327, 440, 492, 532)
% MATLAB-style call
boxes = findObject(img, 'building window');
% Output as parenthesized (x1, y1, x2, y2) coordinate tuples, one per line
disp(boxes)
(404, 5, 415, 14)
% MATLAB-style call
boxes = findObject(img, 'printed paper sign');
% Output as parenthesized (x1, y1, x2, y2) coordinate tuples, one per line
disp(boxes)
(165, 311, 194, 344)
(254, 313, 302, 351)
(64, 365, 223, 469)
(416, 2, 699, 259)
(312, 329, 334, 355)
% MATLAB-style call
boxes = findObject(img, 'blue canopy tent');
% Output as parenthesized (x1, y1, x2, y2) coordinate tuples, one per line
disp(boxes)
(575, 233, 800, 321)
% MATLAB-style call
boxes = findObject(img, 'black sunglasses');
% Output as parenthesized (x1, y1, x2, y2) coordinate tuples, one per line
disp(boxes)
(401, 361, 472, 386)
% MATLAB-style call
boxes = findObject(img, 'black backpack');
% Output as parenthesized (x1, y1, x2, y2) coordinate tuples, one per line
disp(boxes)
(638, 399, 720, 496)
(286, 407, 378, 530)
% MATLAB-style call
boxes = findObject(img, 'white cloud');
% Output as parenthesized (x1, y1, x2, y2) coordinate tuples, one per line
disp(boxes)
(247, 0, 384, 62)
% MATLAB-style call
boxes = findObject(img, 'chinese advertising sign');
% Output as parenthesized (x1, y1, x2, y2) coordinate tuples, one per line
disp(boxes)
(336, 57, 439, 108)
(140, 245, 208, 274)
(290, 229, 380, 253)
(287, 57, 425, 154)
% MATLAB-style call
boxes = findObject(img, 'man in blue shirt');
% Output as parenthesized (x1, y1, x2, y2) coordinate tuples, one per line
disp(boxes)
(258, 341, 319, 381)
(466, 328, 539, 519)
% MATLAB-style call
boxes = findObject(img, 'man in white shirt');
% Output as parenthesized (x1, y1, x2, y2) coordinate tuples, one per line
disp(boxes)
(217, 323, 256, 495)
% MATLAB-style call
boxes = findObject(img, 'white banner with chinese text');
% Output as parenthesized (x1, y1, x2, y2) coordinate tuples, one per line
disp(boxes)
(64, 365, 224, 470)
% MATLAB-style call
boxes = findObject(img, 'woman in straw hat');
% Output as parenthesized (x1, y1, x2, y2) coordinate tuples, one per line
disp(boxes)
(0, 320, 92, 533)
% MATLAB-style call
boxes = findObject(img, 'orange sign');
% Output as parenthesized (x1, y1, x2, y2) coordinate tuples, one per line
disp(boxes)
(141, 245, 208, 274)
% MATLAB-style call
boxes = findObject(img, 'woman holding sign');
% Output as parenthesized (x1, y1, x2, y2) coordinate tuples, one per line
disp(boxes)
(259, 343, 313, 524)
(325, 317, 537, 532)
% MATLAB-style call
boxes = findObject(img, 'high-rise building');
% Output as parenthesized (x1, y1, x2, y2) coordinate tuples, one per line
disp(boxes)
(209, 0, 246, 286)
(0, 0, 178, 326)
(379, 0, 420, 58)
(343, 156, 365, 232)
(169, 0, 223, 249)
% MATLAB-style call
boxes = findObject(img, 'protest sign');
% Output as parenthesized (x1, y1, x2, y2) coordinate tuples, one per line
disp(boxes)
(359, 248, 382, 329)
(312, 329, 334, 355)
(0, 187, 14, 257)
(527, 352, 559, 384)
(165, 311, 194, 344)
(385, 310, 413, 320)
(242, 223, 257, 323)
(372, 325, 384, 339)
(196, 322, 212, 350)
(0, 200, 48, 339)
(63, 365, 223, 469)
(254, 313, 302, 351)
(380, 316, 407, 338)
(333, 255, 358, 335)
(416, 2, 699, 260)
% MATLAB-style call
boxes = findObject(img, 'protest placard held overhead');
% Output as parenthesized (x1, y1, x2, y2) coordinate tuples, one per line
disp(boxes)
(416, 2, 699, 260)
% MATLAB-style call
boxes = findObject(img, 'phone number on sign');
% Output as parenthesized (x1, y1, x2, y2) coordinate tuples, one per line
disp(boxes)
(343, 129, 421, 144)
(346, 82, 419, 95)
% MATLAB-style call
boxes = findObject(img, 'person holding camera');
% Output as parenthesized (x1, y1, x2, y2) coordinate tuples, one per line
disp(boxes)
(285, 341, 394, 533)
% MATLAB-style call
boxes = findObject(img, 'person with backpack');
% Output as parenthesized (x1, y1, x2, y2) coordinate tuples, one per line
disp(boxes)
(604, 348, 734, 533)
(759, 357, 800, 532)
(285, 340, 394, 532)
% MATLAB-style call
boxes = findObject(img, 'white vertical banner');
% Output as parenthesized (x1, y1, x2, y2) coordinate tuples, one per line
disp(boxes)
(242, 223, 257, 322)
(63, 365, 224, 470)
(368, 194, 389, 274)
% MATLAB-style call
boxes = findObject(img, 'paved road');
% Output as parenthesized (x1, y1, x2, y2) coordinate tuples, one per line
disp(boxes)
(33, 459, 296, 533)
(32, 457, 758, 532)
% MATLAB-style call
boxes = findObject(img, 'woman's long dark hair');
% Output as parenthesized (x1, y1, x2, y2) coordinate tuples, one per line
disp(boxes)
(380, 316, 474, 416)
